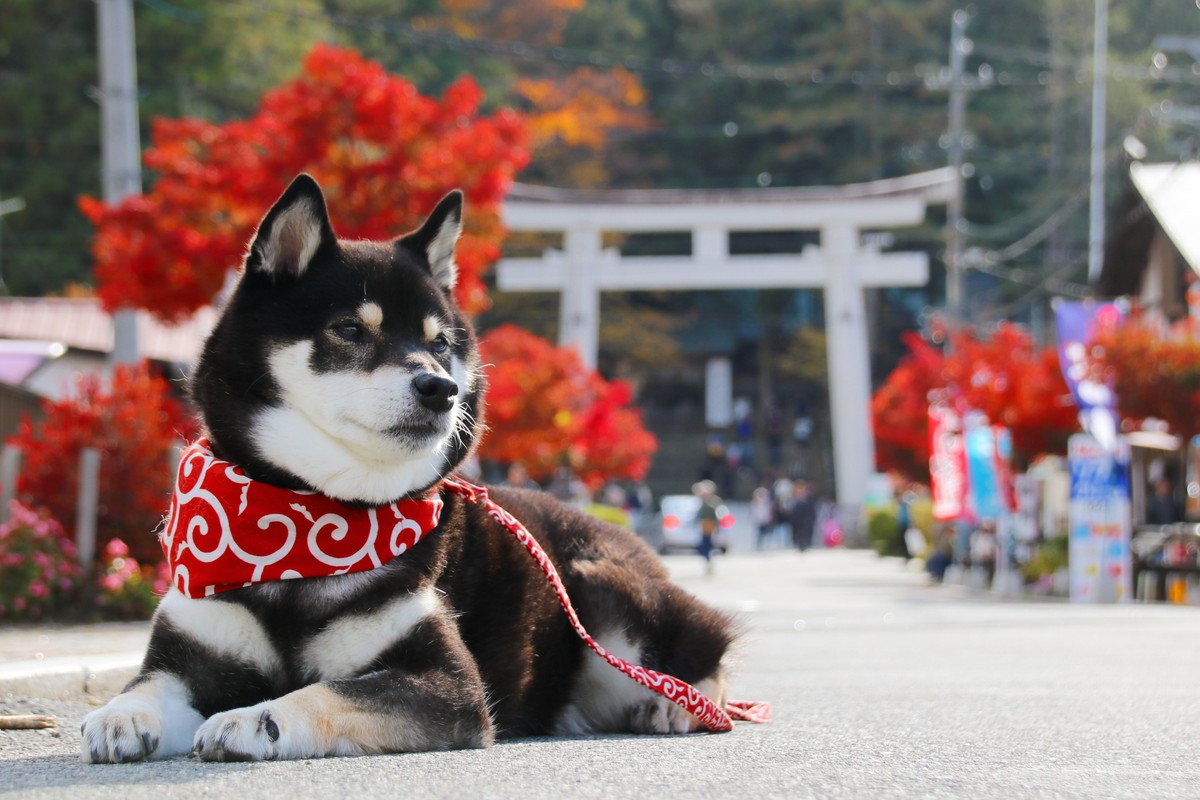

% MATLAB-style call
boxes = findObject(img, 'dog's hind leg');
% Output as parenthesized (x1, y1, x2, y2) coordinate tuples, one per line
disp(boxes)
(192, 615, 492, 761)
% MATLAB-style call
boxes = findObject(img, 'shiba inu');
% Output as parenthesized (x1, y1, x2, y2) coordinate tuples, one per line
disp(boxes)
(80, 175, 737, 762)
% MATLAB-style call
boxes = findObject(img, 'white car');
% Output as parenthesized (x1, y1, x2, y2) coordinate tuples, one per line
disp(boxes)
(658, 494, 734, 552)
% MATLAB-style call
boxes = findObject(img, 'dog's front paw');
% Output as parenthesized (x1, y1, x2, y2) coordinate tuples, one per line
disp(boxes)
(628, 697, 701, 735)
(81, 697, 163, 763)
(193, 705, 283, 762)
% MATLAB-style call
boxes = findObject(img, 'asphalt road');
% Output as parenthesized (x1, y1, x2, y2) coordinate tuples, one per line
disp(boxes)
(3, 549, 1199, 799)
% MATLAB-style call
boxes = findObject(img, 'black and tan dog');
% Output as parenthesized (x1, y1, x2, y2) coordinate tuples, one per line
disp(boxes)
(81, 176, 736, 762)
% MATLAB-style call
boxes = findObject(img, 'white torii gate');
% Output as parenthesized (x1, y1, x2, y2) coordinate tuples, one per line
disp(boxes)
(496, 168, 954, 511)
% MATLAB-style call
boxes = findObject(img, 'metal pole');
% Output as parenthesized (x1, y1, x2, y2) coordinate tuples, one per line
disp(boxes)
(1087, 0, 1108, 284)
(946, 9, 969, 326)
(76, 448, 101, 572)
(96, 0, 142, 364)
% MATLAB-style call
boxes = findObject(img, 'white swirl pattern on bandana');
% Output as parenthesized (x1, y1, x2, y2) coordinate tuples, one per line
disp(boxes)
(161, 441, 442, 598)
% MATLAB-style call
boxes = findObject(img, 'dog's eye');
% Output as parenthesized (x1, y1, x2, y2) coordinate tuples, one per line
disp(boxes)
(430, 334, 450, 353)
(332, 323, 366, 342)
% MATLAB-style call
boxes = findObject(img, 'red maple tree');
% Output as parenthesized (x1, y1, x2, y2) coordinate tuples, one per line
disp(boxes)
(1088, 312, 1200, 438)
(80, 44, 529, 321)
(478, 325, 657, 489)
(9, 364, 198, 564)
(872, 323, 1079, 481)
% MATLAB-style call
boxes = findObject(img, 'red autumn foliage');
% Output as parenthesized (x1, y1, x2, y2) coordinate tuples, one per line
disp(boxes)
(1088, 312, 1200, 438)
(871, 332, 945, 480)
(872, 323, 1079, 481)
(80, 44, 529, 322)
(478, 325, 657, 489)
(9, 364, 198, 564)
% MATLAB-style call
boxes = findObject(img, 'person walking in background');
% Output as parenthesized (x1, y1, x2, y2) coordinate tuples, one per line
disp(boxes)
(788, 480, 816, 551)
(1146, 477, 1179, 526)
(693, 479, 722, 576)
(506, 462, 540, 490)
(751, 486, 776, 549)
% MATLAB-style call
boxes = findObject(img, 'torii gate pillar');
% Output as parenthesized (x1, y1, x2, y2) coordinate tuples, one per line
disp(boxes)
(822, 222, 874, 523)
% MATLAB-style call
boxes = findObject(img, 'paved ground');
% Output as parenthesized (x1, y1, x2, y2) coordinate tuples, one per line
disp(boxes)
(2, 549, 1199, 799)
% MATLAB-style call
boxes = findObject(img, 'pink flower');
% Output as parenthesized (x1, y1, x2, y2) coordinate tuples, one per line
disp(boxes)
(29, 581, 47, 598)
(58, 577, 74, 590)
(101, 573, 123, 591)
(33, 551, 50, 568)
(106, 539, 130, 558)
(13, 597, 26, 611)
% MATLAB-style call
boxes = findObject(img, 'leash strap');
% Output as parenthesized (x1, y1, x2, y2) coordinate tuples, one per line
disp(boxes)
(442, 478, 771, 732)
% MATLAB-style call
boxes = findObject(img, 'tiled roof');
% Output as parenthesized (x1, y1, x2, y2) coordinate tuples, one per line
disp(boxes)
(0, 297, 216, 365)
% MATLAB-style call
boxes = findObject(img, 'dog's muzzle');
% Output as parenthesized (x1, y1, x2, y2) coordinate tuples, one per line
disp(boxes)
(412, 373, 458, 413)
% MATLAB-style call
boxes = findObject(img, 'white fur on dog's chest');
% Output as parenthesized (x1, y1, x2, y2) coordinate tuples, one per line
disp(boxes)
(158, 585, 443, 683)
(301, 586, 442, 680)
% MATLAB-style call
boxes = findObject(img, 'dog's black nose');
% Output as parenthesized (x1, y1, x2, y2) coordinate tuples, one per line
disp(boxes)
(413, 373, 459, 412)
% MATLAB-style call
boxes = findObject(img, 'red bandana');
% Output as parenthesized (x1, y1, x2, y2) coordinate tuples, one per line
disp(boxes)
(161, 439, 443, 599)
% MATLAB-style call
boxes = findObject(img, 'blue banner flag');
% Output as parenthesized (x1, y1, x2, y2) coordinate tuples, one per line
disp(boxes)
(1053, 299, 1123, 451)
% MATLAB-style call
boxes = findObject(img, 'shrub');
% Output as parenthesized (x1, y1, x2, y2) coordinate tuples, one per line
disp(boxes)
(9, 362, 197, 565)
(1022, 534, 1069, 584)
(0, 502, 81, 621)
(94, 538, 169, 620)
(866, 507, 906, 558)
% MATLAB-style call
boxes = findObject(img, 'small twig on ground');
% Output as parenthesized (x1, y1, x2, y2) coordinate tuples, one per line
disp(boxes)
(0, 714, 56, 730)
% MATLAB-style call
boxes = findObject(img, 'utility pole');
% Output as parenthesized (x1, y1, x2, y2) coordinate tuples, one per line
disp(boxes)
(945, 9, 970, 327)
(96, 0, 141, 364)
(1086, 0, 1108, 284)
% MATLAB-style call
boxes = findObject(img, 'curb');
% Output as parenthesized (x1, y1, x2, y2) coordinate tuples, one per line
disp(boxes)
(0, 654, 141, 700)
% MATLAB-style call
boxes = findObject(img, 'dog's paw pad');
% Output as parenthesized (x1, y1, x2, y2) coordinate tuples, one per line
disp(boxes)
(193, 706, 280, 762)
(627, 697, 699, 735)
(81, 701, 162, 763)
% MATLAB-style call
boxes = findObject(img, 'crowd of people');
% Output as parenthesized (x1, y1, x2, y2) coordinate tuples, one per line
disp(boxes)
(499, 458, 841, 579)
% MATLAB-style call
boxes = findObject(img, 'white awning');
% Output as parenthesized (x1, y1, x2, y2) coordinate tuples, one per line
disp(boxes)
(1130, 162, 1200, 275)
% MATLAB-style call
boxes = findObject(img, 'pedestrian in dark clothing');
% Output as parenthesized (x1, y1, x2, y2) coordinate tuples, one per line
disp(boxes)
(693, 480, 721, 576)
(1146, 478, 1179, 526)
(789, 481, 816, 550)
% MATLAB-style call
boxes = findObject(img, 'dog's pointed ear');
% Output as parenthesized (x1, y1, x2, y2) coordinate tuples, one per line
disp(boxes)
(245, 174, 336, 278)
(397, 190, 463, 291)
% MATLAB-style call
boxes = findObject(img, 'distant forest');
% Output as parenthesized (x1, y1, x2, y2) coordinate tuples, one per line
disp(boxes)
(2, 0, 1198, 320)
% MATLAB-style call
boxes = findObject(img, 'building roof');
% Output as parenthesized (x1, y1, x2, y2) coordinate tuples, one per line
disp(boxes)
(0, 297, 216, 365)
(1129, 162, 1200, 274)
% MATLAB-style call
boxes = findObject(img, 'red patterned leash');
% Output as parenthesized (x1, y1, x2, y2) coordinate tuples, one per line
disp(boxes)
(442, 478, 771, 732)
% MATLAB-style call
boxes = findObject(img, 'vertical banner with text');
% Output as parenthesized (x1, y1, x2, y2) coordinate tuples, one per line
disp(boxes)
(1054, 300, 1123, 451)
(965, 413, 1004, 521)
(929, 403, 966, 521)
(1067, 433, 1132, 603)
